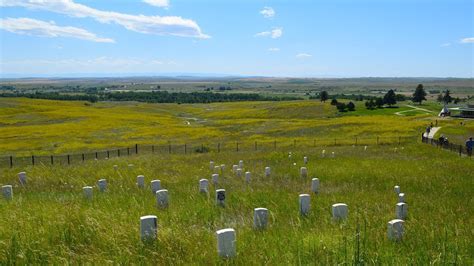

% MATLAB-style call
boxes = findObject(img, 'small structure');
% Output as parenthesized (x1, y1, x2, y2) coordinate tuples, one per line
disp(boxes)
(253, 208, 269, 230)
(459, 105, 474, 118)
(156, 189, 169, 208)
(140, 215, 158, 241)
(311, 178, 319, 194)
(438, 105, 451, 117)
(199, 179, 209, 194)
(299, 194, 310, 216)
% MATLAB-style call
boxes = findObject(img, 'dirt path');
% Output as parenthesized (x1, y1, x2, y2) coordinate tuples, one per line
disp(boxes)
(423, 127, 441, 139)
(395, 105, 436, 116)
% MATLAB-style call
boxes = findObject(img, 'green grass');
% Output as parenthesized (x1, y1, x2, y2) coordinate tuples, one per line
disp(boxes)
(0, 144, 473, 264)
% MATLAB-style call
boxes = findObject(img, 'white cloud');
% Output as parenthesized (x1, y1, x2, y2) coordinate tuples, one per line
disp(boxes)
(0, 17, 114, 43)
(143, 0, 169, 8)
(260, 7, 275, 18)
(268, 47, 280, 52)
(0, 0, 209, 39)
(440, 43, 451, 47)
(460, 37, 474, 43)
(255, 28, 282, 39)
(296, 53, 312, 58)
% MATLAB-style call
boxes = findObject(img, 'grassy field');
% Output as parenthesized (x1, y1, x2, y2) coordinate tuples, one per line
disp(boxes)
(0, 144, 473, 264)
(3, 98, 471, 157)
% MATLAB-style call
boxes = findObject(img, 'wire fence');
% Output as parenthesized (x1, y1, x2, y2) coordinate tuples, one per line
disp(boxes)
(0, 136, 418, 168)
(421, 136, 473, 158)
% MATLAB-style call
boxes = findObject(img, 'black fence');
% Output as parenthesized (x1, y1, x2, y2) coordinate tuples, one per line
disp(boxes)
(0, 136, 416, 168)
(421, 136, 472, 158)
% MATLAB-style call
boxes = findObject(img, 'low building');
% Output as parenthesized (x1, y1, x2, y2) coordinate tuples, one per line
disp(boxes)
(459, 105, 474, 118)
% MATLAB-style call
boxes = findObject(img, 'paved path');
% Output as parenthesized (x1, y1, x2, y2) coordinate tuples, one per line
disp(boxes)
(395, 105, 436, 116)
(423, 127, 441, 139)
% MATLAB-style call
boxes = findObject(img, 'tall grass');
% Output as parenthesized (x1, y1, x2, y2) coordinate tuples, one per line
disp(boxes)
(0, 144, 472, 264)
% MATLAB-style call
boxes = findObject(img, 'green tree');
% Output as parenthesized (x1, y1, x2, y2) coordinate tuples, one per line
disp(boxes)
(320, 91, 329, 102)
(375, 97, 384, 108)
(330, 98, 338, 105)
(336, 103, 347, 112)
(383, 89, 397, 107)
(412, 84, 427, 105)
(347, 101, 356, 111)
(437, 93, 443, 103)
(442, 90, 452, 104)
(365, 99, 375, 110)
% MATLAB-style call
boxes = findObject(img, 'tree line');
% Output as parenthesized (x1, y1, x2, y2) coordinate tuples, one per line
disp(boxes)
(0, 91, 301, 104)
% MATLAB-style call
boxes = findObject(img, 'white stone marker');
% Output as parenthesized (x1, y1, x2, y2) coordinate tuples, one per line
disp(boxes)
(220, 164, 226, 172)
(216, 228, 236, 258)
(97, 179, 107, 192)
(364, 146, 368, 151)
(214, 166, 221, 174)
(253, 208, 268, 230)
(113, 165, 118, 171)
(304, 156, 308, 164)
(387, 219, 404, 241)
(199, 179, 209, 194)
(232, 165, 238, 173)
(212, 174, 219, 185)
(236, 168, 242, 177)
(210, 161, 215, 171)
(299, 194, 310, 216)
(396, 202, 408, 219)
(83, 186, 93, 199)
(137, 175, 145, 189)
(311, 178, 320, 194)
(300, 167, 308, 178)
(156, 189, 169, 208)
(239, 160, 244, 168)
(332, 203, 348, 220)
(150, 180, 161, 194)
(331, 152, 335, 158)
(394, 185, 400, 194)
(398, 193, 405, 203)
(18, 172, 27, 185)
(216, 189, 226, 206)
(265, 167, 271, 177)
(245, 172, 251, 183)
(128, 164, 134, 169)
(140, 215, 158, 241)
(2, 185, 13, 200)
(321, 150, 326, 158)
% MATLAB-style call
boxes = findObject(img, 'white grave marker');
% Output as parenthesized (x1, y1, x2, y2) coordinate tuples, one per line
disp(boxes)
(151, 180, 161, 194)
(137, 175, 145, 189)
(364, 146, 368, 151)
(387, 219, 404, 241)
(331, 152, 335, 158)
(236, 168, 242, 177)
(128, 164, 134, 169)
(299, 194, 310, 216)
(239, 160, 244, 168)
(332, 203, 348, 220)
(253, 208, 268, 230)
(214, 166, 221, 174)
(398, 193, 405, 203)
(245, 172, 251, 183)
(232, 165, 238, 173)
(18, 172, 27, 185)
(212, 174, 219, 185)
(300, 167, 308, 178)
(2, 185, 13, 200)
(396, 202, 408, 219)
(394, 185, 400, 194)
(83, 186, 93, 199)
(321, 150, 326, 158)
(304, 156, 308, 164)
(113, 165, 118, 171)
(97, 179, 107, 192)
(220, 164, 226, 172)
(156, 189, 169, 208)
(140, 215, 158, 241)
(265, 167, 271, 177)
(210, 161, 215, 170)
(216, 228, 236, 258)
(311, 178, 319, 194)
(216, 189, 226, 206)
(199, 179, 209, 194)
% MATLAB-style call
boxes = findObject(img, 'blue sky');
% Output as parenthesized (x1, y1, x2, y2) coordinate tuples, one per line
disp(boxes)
(0, 0, 473, 78)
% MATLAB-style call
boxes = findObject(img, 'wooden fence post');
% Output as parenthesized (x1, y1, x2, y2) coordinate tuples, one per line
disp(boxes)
(118, 149, 121, 157)
(9, 156, 13, 168)
(67, 155, 70, 165)
(398, 136, 401, 145)
(51, 155, 54, 165)
(107, 151, 110, 158)
(377, 136, 379, 145)
(82, 153, 85, 162)
(355, 137, 358, 145)
(32, 155, 35, 166)
(95, 152, 98, 159)
(459, 145, 462, 157)
(168, 143, 171, 154)
(135, 144, 138, 154)
(217, 143, 220, 153)
(127, 148, 130, 156)
(185, 144, 187, 154)
(236, 142, 239, 152)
